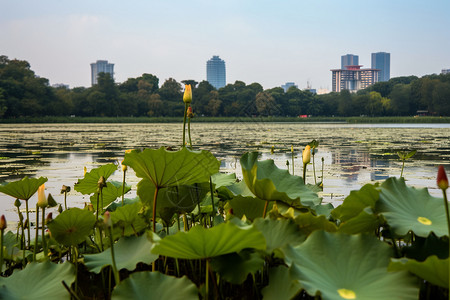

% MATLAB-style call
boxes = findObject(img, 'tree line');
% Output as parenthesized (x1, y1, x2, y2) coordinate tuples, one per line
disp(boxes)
(1, 55, 450, 118)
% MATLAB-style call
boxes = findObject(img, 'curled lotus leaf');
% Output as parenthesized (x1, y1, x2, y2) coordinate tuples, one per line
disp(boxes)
(0, 176, 47, 201)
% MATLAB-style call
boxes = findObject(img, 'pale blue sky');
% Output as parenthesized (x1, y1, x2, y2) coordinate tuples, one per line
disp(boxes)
(1, 0, 449, 91)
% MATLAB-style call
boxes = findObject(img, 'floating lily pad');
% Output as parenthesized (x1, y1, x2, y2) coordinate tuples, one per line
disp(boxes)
(111, 271, 198, 300)
(377, 177, 447, 237)
(47, 208, 96, 246)
(240, 152, 320, 208)
(0, 261, 75, 300)
(84, 235, 158, 273)
(283, 231, 418, 300)
(151, 222, 266, 259)
(0, 176, 47, 200)
(74, 163, 118, 195)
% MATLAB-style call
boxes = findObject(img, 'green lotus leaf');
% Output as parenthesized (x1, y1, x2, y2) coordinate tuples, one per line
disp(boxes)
(74, 163, 118, 195)
(111, 271, 198, 300)
(227, 195, 269, 221)
(0, 176, 47, 200)
(294, 211, 338, 235)
(377, 177, 447, 237)
(210, 249, 264, 284)
(313, 203, 334, 218)
(110, 202, 148, 237)
(338, 207, 379, 234)
(107, 197, 140, 212)
(0, 261, 75, 300)
(90, 181, 131, 210)
(47, 208, 96, 246)
(283, 231, 418, 300)
(211, 172, 237, 188)
(240, 152, 320, 207)
(123, 147, 220, 188)
(84, 235, 158, 273)
(331, 183, 379, 222)
(388, 256, 448, 288)
(137, 179, 210, 220)
(253, 218, 305, 253)
(226, 180, 256, 197)
(261, 266, 302, 300)
(151, 222, 266, 259)
(402, 233, 448, 261)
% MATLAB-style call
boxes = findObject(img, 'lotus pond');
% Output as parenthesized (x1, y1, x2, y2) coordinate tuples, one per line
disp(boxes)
(0, 122, 449, 299)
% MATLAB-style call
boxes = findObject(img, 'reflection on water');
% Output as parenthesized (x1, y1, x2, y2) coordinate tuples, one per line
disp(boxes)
(0, 122, 449, 226)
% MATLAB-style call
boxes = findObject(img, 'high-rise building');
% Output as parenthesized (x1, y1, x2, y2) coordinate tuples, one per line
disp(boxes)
(371, 52, 390, 82)
(90, 60, 114, 86)
(442, 69, 450, 75)
(206, 56, 226, 89)
(281, 82, 297, 92)
(331, 65, 379, 93)
(341, 54, 359, 69)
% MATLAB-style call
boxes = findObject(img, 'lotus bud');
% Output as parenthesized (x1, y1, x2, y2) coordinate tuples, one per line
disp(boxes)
(46, 212, 53, 224)
(437, 165, 448, 190)
(61, 185, 71, 194)
(183, 84, 192, 103)
(103, 211, 112, 228)
(84, 166, 87, 176)
(291, 145, 294, 153)
(97, 176, 107, 189)
(87, 203, 94, 212)
(58, 204, 63, 213)
(271, 146, 274, 155)
(0, 215, 6, 230)
(14, 199, 21, 208)
(37, 184, 48, 208)
(187, 106, 194, 118)
(302, 145, 311, 164)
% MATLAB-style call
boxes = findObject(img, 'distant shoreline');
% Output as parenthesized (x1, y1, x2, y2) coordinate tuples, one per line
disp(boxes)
(0, 116, 449, 124)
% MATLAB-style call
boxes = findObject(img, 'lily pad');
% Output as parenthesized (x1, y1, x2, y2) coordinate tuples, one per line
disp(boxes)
(47, 208, 96, 246)
(377, 177, 447, 237)
(0, 176, 47, 200)
(0, 261, 75, 299)
(388, 255, 448, 288)
(123, 147, 220, 188)
(111, 271, 198, 300)
(151, 222, 266, 259)
(74, 163, 117, 195)
(283, 231, 418, 300)
(240, 152, 320, 208)
(84, 235, 158, 273)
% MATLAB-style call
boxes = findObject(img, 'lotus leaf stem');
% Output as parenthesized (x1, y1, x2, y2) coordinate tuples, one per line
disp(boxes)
(41, 206, 47, 259)
(291, 150, 295, 175)
(262, 200, 269, 218)
(302, 163, 307, 184)
(64, 191, 68, 210)
(209, 177, 215, 227)
(62, 280, 81, 300)
(25, 200, 31, 249)
(441, 189, 450, 294)
(205, 259, 210, 299)
(121, 170, 126, 207)
(182, 102, 188, 147)
(0, 228, 4, 274)
(312, 151, 317, 184)
(107, 227, 120, 285)
(33, 204, 39, 261)
(188, 117, 192, 149)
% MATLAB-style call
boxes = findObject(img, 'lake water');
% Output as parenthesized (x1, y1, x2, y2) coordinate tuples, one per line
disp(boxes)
(0, 122, 449, 227)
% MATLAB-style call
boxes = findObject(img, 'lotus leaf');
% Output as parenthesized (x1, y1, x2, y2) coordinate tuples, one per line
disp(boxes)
(210, 249, 264, 284)
(111, 271, 198, 300)
(240, 152, 320, 207)
(0, 176, 47, 200)
(47, 208, 96, 246)
(227, 195, 269, 221)
(402, 233, 449, 261)
(90, 181, 131, 210)
(388, 255, 448, 288)
(84, 235, 158, 273)
(226, 180, 256, 197)
(283, 231, 418, 300)
(294, 211, 338, 235)
(74, 163, 117, 195)
(332, 183, 379, 222)
(211, 172, 237, 188)
(253, 218, 305, 253)
(377, 177, 447, 237)
(261, 266, 302, 300)
(151, 222, 266, 259)
(110, 201, 148, 237)
(0, 261, 75, 299)
(123, 147, 220, 188)
(337, 207, 379, 234)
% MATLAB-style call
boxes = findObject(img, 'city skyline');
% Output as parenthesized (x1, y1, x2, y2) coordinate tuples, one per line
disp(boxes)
(1, 0, 449, 90)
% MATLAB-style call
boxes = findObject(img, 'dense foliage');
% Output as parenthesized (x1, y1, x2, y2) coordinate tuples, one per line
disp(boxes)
(1, 55, 450, 118)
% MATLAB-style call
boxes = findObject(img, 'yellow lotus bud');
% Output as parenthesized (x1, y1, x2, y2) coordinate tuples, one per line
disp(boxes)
(84, 166, 87, 176)
(302, 145, 311, 164)
(37, 184, 48, 208)
(183, 84, 192, 103)
(291, 145, 294, 153)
